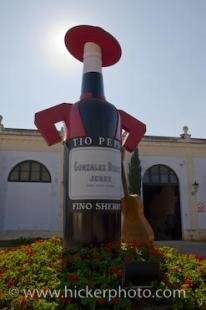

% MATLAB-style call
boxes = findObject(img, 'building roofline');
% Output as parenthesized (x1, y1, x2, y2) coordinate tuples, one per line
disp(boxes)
(0, 128, 41, 136)
(142, 135, 206, 143)
(1, 127, 206, 144)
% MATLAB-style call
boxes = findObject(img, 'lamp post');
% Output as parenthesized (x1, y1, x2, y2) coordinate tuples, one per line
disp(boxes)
(192, 181, 199, 195)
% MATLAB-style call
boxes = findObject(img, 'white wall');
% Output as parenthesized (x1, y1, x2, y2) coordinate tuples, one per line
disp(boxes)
(1, 146, 205, 239)
(193, 157, 206, 229)
(140, 155, 191, 232)
(0, 150, 61, 233)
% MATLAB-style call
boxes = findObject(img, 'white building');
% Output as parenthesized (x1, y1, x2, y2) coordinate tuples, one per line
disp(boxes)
(0, 118, 206, 241)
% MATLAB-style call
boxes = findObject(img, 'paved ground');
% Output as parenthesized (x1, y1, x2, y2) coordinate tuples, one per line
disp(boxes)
(155, 241, 206, 257)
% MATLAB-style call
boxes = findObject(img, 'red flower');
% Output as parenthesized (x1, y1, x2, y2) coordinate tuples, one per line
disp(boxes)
(149, 248, 161, 256)
(35, 239, 45, 243)
(0, 272, 4, 278)
(111, 268, 123, 278)
(26, 248, 33, 256)
(19, 295, 27, 305)
(98, 297, 106, 304)
(181, 283, 190, 290)
(194, 255, 205, 261)
(68, 273, 79, 283)
(110, 297, 119, 304)
(42, 287, 49, 292)
(128, 241, 139, 249)
(184, 279, 193, 286)
(32, 293, 40, 300)
(19, 297, 26, 305)
(104, 240, 120, 251)
(7, 279, 16, 287)
(15, 245, 23, 250)
(47, 262, 53, 267)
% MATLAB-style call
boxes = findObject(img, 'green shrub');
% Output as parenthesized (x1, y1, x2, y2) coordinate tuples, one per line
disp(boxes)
(0, 238, 205, 309)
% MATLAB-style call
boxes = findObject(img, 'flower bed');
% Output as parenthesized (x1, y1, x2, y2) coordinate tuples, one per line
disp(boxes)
(0, 237, 205, 309)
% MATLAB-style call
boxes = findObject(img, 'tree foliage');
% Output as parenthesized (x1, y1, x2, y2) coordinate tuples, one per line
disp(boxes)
(128, 148, 142, 195)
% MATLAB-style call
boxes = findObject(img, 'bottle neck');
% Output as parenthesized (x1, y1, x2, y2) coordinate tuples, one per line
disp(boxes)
(80, 42, 105, 100)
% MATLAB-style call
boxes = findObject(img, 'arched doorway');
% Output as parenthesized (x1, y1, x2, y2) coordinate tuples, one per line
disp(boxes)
(143, 165, 182, 240)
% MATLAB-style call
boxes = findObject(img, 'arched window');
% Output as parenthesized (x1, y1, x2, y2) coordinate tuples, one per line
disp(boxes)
(143, 165, 178, 185)
(8, 160, 51, 183)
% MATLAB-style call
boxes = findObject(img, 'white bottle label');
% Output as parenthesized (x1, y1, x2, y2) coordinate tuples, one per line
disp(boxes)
(69, 147, 122, 200)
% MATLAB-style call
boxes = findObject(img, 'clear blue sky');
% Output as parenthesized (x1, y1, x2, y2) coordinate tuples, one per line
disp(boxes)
(0, 0, 205, 138)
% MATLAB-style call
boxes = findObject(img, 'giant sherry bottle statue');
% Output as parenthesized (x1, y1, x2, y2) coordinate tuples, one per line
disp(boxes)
(35, 25, 146, 247)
